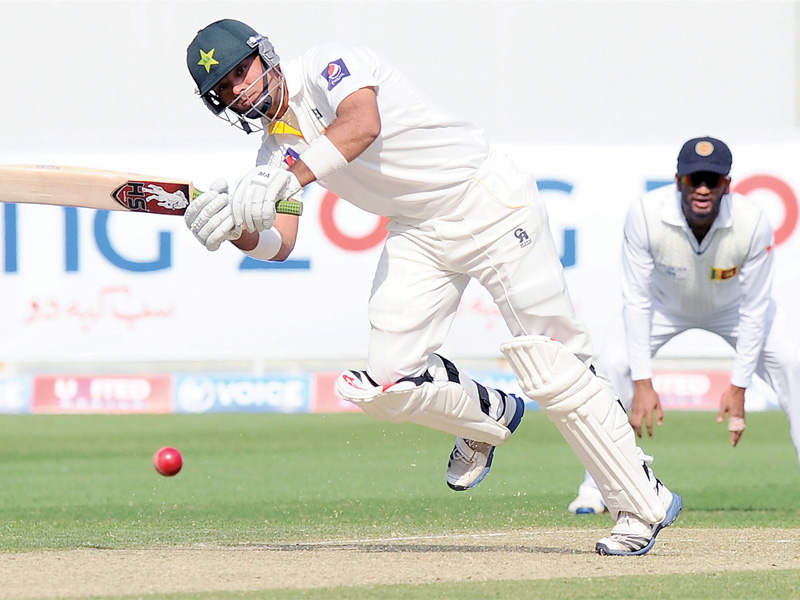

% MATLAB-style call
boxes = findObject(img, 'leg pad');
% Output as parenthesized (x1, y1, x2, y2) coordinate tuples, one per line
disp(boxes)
(501, 335, 665, 523)
(337, 372, 511, 446)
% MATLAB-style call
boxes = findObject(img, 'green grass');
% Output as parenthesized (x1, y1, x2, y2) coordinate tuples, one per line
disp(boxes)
(56, 570, 800, 600)
(1, 411, 799, 598)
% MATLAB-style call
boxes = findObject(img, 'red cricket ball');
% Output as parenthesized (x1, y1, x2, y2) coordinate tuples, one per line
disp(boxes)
(153, 446, 183, 476)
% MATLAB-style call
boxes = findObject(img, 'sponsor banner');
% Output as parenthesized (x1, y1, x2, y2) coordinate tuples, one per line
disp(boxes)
(0, 368, 783, 415)
(311, 369, 781, 415)
(311, 372, 361, 413)
(1, 145, 799, 366)
(32, 374, 171, 414)
(654, 371, 729, 411)
(174, 373, 311, 414)
(646, 371, 778, 412)
(0, 375, 32, 414)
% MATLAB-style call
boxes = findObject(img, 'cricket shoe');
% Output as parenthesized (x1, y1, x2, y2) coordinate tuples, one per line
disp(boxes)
(595, 480, 683, 556)
(568, 490, 608, 515)
(446, 392, 525, 491)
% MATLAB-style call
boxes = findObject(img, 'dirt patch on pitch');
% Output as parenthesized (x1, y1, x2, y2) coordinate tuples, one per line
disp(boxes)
(1, 528, 798, 599)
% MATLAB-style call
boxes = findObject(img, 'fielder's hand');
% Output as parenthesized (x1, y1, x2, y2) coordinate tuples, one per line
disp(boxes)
(717, 384, 747, 446)
(184, 179, 242, 251)
(231, 166, 302, 232)
(629, 378, 663, 438)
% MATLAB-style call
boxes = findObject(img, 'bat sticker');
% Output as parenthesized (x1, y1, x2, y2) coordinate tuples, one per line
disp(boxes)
(0, 164, 302, 216)
(112, 181, 192, 214)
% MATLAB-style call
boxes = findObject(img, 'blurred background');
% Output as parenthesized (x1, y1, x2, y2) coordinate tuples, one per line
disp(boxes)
(1, 1, 797, 414)
(4, 0, 798, 149)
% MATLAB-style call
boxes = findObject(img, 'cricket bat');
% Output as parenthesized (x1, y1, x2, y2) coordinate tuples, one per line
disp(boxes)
(0, 165, 303, 216)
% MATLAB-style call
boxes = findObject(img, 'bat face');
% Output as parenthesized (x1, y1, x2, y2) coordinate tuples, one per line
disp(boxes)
(112, 180, 192, 215)
(0, 165, 197, 215)
(0, 164, 302, 216)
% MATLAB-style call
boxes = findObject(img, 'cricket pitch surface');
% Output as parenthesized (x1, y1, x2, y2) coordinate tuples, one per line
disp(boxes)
(1, 528, 798, 598)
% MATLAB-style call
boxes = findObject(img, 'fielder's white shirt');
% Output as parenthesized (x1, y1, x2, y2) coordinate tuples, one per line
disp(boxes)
(255, 41, 491, 222)
(623, 184, 774, 388)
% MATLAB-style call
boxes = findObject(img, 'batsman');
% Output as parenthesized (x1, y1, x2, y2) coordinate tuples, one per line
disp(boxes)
(183, 18, 681, 555)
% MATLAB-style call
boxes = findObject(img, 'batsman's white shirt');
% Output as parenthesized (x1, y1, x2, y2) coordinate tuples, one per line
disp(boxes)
(256, 41, 489, 222)
(254, 41, 594, 382)
(622, 184, 774, 387)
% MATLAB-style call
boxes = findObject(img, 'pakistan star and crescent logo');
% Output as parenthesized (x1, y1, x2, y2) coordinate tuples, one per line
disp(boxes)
(198, 48, 219, 73)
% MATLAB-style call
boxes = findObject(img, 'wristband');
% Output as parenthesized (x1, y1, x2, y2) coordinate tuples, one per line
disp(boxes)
(299, 134, 348, 180)
(242, 228, 283, 261)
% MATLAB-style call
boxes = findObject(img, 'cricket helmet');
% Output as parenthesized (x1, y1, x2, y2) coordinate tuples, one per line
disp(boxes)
(186, 19, 281, 133)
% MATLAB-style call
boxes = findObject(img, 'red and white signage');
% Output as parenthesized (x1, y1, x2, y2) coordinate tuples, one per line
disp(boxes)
(32, 374, 172, 414)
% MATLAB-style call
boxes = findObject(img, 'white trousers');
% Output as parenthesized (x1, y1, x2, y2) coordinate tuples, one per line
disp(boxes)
(597, 302, 800, 469)
(365, 149, 594, 384)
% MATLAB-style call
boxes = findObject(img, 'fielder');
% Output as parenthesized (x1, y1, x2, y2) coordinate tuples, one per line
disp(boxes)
(183, 19, 681, 554)
(569, 137, 800, 515)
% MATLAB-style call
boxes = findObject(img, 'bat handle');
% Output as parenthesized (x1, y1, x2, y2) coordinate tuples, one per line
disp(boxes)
(191, 189, 303, 216)
(275, 198, 304, 216)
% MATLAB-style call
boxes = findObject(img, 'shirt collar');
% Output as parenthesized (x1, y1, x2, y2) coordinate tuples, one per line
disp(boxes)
(264, 59, 305, 137)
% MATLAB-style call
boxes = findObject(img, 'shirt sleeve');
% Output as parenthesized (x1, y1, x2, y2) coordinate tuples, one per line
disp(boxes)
(304, 42, 381, 114)
(621, 197, 655, 381)
(730, 210, 775, 388)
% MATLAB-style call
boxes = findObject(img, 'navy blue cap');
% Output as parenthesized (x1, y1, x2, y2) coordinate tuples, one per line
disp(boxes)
(676, 137, 732, 176)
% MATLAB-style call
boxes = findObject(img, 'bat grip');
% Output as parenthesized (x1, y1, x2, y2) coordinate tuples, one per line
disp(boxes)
(191, 189, 303, 216)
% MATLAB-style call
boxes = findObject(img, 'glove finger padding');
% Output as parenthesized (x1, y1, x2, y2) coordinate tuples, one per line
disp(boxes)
(250, 179, 280, 232)
(209, 178, 229, 194)
(186, 192, 227, 234)
(203, 212, 238, 251)
(232, 166, 301, 232)
(184, 189, 239, 251)
(184, 190, 218, 228)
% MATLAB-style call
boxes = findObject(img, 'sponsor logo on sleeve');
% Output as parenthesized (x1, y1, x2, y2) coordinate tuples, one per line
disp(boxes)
(321, 58, 350, 90)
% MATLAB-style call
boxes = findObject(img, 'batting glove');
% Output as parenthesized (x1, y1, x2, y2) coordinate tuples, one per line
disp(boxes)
(231, 166, 302, 232)
(184, 179, 242, 251)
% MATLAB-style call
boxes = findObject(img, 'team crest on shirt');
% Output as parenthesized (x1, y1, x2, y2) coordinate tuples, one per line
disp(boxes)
(322, 58, 350, 90)
(709, 266, 738, 280)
